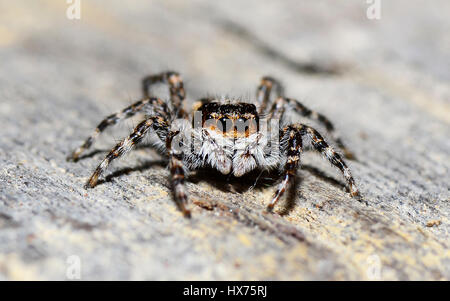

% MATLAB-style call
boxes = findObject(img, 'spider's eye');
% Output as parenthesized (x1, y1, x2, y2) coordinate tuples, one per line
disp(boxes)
(219, 117, 231, 132)
(235, 118, 248, 132)
(203, 114, 217, 128)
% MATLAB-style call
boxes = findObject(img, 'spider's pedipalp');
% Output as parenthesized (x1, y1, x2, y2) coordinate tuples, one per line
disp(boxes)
(68, 97, 170, 162)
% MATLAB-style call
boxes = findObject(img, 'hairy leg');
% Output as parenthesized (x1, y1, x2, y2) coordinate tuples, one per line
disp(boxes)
(266, 95, 287, 120)
(267, 96, 355, 159)
(294, 124, 358, 196)
(287, 97, 355, 159)
(68, 97, 169, 161)
(267, 126, 302, 210)
(268, 123, 359, 211)
(256, 76, 284, 114)
(85, 116, 169, 188)
(166, 130, 191, 217)
(142, 71, 186, 118)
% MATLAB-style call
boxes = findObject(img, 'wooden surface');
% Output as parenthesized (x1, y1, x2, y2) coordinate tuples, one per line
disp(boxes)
(0, 0, 449, 280)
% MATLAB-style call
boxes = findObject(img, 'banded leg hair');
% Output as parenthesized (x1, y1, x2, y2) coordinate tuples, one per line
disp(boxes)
(256, 76, 284, 114)
(259, 76, 355, 160)
(142, 71, 186, 118)
(268, 123, 359, 210)
(282, 97, 355, 159)
(68, 97, 170, 162)
(85, 115, 170, 189)
(166, 131, 191, 217)
(268, 125, 302, 211)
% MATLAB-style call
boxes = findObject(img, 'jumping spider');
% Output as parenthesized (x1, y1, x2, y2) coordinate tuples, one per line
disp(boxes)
(68, 71, 360, 216)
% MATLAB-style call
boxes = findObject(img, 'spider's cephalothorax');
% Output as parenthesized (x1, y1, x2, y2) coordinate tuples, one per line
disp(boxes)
(198, 102, 260, 138)
(68, 71, 360, 216)
(187, 102, 268, 177)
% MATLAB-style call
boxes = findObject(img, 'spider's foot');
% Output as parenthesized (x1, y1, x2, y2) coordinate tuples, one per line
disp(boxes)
(178, 203, 191, 218)
(182, 208, 191, 218)
(67, 149, 83, 162)
(350, 189, 360, 198)
(347, 181, 359, 196)
(266, 192, 282, 212)
(66, 153, 78, 162)
(266, 203, 275, 213)
(84, 173, 99, 189)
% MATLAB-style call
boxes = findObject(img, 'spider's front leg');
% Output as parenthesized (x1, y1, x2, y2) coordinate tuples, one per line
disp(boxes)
(288, 97, 356, 160)
(267, 126, 303, 211)
(166, 130, 191, 217)
(257, 75, 355, 160)
(270, 96, 356, 160)
(68, 97, 169, 162)
(302, 124, 359, 197)
(85, 116, 169, 188)
(267, 124, 359, 211)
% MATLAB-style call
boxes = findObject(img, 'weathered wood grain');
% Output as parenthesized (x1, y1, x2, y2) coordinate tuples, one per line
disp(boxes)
(0, 0, 448, 280)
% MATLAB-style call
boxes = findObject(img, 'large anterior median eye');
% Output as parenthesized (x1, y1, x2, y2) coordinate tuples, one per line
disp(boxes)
(219, 117, 231, 133)
(234, 118, 248, 133)
(234, 118, 258, 136)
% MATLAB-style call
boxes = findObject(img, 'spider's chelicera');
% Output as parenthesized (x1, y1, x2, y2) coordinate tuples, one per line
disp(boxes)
(68, 71, 360, 216)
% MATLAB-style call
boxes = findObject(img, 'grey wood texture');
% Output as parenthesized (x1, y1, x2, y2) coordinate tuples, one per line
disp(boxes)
(0, 0, 448, 280)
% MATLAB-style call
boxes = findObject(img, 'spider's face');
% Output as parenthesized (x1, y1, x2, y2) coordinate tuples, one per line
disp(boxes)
(196, 102, 259, 138)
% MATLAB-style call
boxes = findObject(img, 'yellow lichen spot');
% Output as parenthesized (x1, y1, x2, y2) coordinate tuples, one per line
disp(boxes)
(420, 251, 442, 268)
(237, 234, 252, 247)
(426, 220, 441, 227)
(286, 243, 308, 259)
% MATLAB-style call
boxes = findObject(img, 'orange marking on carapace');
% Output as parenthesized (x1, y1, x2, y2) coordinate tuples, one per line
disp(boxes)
(203, 117, 258, 138)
